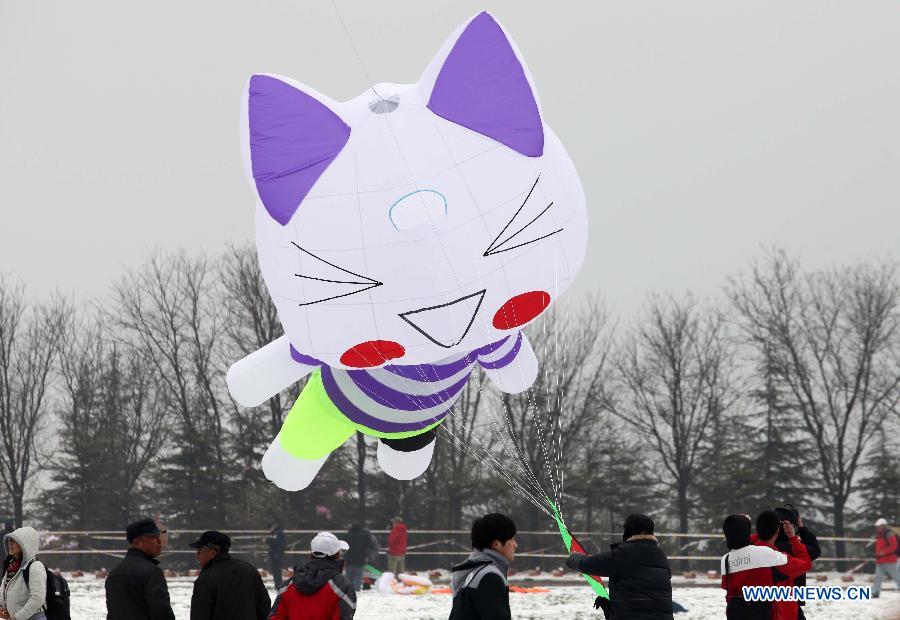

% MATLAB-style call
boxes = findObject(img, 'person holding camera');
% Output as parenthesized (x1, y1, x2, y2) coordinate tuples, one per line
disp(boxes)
(754, 511, 811, 620)
(772, 505, 819, 619)
(745, 505, 820, 618)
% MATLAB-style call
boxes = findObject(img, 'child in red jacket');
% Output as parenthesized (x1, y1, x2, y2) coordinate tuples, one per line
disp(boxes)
(269, 532, 356, 620)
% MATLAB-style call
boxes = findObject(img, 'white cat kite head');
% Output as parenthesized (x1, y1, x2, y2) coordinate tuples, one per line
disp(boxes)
(242, 11, 588, 369)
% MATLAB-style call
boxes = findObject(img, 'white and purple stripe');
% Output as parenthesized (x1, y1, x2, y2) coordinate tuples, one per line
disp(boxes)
(290, 333, 523, 433)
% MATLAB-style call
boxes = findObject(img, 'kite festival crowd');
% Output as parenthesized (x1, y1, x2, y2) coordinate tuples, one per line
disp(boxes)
(0, 505, 897, 619)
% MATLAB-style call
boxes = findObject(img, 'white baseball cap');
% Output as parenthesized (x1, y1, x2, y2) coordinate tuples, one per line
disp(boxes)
(875, 518, 888, 527)
(311, 531, 350, 557)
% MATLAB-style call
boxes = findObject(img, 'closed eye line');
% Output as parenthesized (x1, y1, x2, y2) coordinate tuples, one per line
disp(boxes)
(291, 242, 382, 306)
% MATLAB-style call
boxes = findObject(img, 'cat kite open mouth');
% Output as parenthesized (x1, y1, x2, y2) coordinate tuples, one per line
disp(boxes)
(225, 11, 588, 491)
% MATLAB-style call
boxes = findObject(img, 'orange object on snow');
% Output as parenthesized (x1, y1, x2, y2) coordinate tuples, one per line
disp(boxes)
(509, 586, 550, 594)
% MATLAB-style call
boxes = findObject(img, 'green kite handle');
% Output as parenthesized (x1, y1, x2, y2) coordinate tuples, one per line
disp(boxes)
(547, 497, 610, 600)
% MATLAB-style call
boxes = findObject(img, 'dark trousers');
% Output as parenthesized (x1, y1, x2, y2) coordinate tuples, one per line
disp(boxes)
(346, 565, 364, 592)
(270, 554, 284, 590)
(726, 598, 771, 620)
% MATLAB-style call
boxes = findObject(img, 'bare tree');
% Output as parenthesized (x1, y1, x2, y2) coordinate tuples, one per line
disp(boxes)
(112, 252, 230, 525)
(728, 250, 900, 562)
(0, 278, 69, 526)
(573, 419, 662, 535)
(605, 294, 736, 565)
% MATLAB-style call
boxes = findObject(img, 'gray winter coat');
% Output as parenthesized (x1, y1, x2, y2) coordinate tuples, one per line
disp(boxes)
(1, 526, 47, 620)
(449, 549, 511, 620)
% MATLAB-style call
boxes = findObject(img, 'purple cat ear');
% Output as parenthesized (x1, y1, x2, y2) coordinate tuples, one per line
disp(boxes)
(247, 75, 351, 225)
(425, 12, 543, 157)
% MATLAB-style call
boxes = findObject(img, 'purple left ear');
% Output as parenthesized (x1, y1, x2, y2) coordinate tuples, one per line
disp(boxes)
(426, 12, 543, 157)
(248, 75, 351, 225)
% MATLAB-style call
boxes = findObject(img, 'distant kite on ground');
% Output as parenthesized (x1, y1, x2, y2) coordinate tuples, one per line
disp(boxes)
(226, 11, 588, 490)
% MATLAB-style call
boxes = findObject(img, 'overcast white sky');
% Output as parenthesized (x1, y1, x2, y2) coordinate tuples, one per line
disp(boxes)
(1, 1, 898, 316)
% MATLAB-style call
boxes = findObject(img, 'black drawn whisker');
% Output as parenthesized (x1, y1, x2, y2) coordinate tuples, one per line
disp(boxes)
(484, 176, 539, 255)
(484, 229, 563, 255)
(295, 274, 376, 286)
(488, 201, 553, 253)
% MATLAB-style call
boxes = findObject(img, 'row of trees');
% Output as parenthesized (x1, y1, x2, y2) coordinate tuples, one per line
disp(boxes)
(0, 248, 898, 566)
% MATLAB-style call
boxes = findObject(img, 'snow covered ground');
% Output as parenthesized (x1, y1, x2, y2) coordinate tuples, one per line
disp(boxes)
(68, 576, 900, 619)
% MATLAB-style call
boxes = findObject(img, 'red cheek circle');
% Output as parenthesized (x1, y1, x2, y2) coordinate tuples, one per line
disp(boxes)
(340, 340, 406, 368)
(492, 291, 552, 330)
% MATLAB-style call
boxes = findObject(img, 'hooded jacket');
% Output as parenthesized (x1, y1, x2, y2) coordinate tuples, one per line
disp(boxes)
(190, 551, 270, 620)
(566, 535, 673, 620)
(269, 556, 356, 620)
(1, 526, 46, 620)
(105, 547, 175, 620)
(449, 549, 510, 620)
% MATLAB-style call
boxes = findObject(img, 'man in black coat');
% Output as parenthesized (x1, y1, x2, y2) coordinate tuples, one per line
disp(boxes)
(344, 524, 380, 592)
(267, 522, 287, 589)
(105, 518, 176, 620)
(566, 514, 673, 620)
(189, 530, 270, 620)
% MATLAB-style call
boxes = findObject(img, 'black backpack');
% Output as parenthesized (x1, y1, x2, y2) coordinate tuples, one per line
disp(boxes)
(23, 559, 71, 620)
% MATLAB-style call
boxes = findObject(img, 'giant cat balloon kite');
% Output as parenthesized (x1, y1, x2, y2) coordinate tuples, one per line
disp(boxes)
(227, 11, 588, 490)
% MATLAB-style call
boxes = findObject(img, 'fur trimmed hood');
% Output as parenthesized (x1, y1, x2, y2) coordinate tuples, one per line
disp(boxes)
(625, 534, 658, 543)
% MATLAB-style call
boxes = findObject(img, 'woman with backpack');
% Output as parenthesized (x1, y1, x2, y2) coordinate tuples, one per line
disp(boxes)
(0, 526, 46, 620)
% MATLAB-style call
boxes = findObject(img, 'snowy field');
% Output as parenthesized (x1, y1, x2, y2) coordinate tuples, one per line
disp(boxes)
(68, 576, 900, 619)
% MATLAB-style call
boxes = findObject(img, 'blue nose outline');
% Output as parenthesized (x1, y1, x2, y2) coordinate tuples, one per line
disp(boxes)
(388, 189, 448, 231)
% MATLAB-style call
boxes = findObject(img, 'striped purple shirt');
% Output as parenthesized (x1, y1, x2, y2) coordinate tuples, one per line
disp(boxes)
(290, 333, 523, 433)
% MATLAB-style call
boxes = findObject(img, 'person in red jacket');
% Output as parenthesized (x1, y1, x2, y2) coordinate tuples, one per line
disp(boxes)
(269, 532, 356, 620)
(754, 511, 811, 620)
(386, 516, 408, 575)
(873, 518, 900, 598)
(720, 514, 809, 620)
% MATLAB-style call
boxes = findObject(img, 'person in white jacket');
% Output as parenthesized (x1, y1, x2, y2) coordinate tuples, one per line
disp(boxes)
(0, 526, 46, 620)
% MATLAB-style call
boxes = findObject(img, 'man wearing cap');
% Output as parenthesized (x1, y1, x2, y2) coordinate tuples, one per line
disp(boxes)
(873, 517, 900, 598)
(189, 530, 270, 620)
(105, 518, 175, 620)
(269, 532, 356, 619)
(566, 514, 674, 619)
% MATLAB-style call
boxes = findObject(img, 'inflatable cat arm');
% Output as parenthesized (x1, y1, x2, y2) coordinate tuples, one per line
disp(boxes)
(226, 11, 588, 491)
